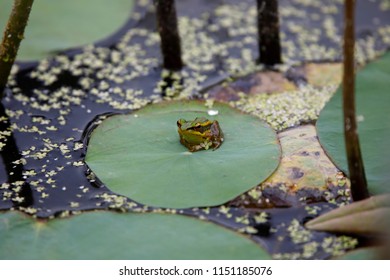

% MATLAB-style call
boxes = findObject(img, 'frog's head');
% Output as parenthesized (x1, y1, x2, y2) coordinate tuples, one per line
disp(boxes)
(177, 117, 213, 132)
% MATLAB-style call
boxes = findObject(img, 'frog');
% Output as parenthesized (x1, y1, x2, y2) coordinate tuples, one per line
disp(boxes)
(177, 117, 224, 152)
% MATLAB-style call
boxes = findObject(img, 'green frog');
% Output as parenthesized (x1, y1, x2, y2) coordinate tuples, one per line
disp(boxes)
(177, 117, 224, 152)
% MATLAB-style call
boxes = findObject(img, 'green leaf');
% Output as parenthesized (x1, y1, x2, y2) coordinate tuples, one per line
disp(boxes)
(305, 207, 390, 235)
(0, 0, 134, 61)
(317, 52, 390, 195)
(85, 101, 280, 208)
(0, 211, 270, 260)
(338, 247, 381, 260)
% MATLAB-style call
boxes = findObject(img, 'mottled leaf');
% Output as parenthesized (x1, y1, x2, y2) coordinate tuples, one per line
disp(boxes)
(306, 194, 390, 226)
(266, 125, 340, 189)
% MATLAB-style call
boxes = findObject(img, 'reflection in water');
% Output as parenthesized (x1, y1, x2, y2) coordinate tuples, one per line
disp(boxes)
(0, 97, 33, 208)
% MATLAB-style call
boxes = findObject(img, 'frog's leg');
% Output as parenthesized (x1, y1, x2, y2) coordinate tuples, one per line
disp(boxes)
(210, 121, 224, 150)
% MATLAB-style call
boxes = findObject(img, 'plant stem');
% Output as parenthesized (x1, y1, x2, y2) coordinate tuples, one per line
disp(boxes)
(343, 0, 369, 201)
(0, 0, 34, 98)
(154, 0, 183, 71)
(257, 0, 282, 66)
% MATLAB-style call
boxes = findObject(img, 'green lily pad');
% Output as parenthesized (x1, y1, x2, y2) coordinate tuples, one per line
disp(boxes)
(0, 0, 134, 61)
(338, 247, 381, 260)
(85, 101, 280, 208)
(0, 211, 270, 259)
(317, 52, 390, 195)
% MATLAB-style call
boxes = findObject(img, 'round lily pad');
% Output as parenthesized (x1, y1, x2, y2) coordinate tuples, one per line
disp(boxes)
(0, 0, 134, 61)
(0, 211, 270, 259)
(85, 101, 280, 208)
(317, 52, 390, 195)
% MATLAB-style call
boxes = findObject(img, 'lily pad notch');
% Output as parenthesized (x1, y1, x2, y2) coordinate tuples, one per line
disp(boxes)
(85, 101, 281, 209)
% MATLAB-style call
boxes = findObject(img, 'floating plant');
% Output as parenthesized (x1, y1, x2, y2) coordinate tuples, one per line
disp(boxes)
(0, 211, 270, 259)
(0, 0, 389, 260)
(317, 52, 390, 196)
(85, 101, 280, 209)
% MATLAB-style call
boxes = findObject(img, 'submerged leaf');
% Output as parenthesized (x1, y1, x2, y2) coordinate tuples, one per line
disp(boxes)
(265, 125, 340, 189)
(85, 101, 280, 208)
(305, 63, 343, 87)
